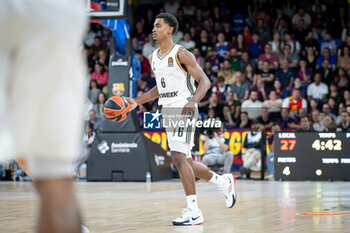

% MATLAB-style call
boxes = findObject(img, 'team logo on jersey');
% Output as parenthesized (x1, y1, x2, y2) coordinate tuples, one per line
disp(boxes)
(168, 57, 174, 67)
(112, 82, 125, 96)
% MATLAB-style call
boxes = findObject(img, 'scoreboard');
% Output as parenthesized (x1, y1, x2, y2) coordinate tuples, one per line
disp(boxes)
(274, 132, 350, 181)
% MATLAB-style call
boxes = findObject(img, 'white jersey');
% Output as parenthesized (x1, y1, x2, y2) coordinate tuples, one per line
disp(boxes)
(151, 44, 196, 106)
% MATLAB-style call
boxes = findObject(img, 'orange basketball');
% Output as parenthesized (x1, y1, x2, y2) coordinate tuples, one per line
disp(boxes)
(103, 96, 130, 123)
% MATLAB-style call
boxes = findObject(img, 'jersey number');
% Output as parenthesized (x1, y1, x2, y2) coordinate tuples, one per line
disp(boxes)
(161, 77, 166, 88)
(178, 127, 184, 137)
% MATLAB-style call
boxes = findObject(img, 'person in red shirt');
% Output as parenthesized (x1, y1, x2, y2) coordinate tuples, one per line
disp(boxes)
(91, 63, 108, 87)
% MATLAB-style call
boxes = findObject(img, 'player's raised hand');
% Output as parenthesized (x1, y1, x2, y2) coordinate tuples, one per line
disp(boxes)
(125, 97, 138, 111)
(181, 99, 196, 117)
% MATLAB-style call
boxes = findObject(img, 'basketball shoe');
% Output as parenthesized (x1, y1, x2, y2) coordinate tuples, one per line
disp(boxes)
(172, 208, 204, 226)
(218, 173, 237, 208)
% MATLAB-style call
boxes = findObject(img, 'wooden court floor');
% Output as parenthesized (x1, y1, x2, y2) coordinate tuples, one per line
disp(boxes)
(1, 179, 350, 233)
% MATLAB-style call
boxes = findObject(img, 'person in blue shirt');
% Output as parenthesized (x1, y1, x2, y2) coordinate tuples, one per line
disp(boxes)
(316, 48, 337, 70)
(275, 59, 296, 91)
(248, 33, 263, 59)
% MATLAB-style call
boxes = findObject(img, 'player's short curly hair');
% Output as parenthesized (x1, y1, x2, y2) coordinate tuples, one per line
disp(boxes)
(156, 13, 178, 35)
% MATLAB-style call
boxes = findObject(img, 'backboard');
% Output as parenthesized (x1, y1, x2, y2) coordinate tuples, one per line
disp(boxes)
(83, 0, 126, 20)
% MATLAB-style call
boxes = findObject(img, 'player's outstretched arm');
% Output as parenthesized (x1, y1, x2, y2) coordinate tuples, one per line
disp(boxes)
(177, 48, 211, 115)
(125, 86, 159, 111)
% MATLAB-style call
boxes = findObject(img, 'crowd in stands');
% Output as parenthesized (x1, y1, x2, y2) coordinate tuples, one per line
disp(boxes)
(83, 0, 350, 133)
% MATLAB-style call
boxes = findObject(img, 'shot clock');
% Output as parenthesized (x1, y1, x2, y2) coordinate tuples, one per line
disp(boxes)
(274, 132, 350, 181)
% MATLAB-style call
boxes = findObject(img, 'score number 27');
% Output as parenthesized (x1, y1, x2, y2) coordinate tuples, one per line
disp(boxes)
(280, 140, 296, 151)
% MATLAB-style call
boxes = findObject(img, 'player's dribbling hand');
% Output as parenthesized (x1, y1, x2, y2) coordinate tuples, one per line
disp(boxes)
(124, 97, 138, 111)
(181, 99, 196, 117)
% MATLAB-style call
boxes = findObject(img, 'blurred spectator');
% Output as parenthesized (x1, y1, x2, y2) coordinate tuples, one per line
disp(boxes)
(164, 0, 179, 15)
(272, 79, 284, 99)
(322, 103, 337, 122)
(311, 110, 327, 131)
(335, 68, 349, 92)
(243, 63, 256, 86)
(329, 83, 342, 105)
(292, 7, 311, 29)
(294, 19, 309, 43)
(336, 111, 350, 132)
(231, 71, 249, 103)
(248, 33, 263, 60)
(311, 5, 328, 40)
(84, 28, 97, 47)
(136, 50, 151, 79)
(180, 32, 196, 50)
(337, 46, 350, 72)
(252, 78, 268, 101)
(266, 123, 281, 180)
(93, 92, 107, 118)
(240, 120, 265, 179)
(306, 72, 328, 102)
(283, 31, 301, 55)
(242, 25, 253, 45)
(256, 60, 275, 89)
(257, 107, 273, 130)
(269, 32, 283, 54)
(91, 63, 108, 87)
(276, 108, 297, 129)
(90, 36, 107, 58)
(321, 114, 334, 131)
(207, 49, 220, 73)
(212, 76, 231, 102)
(226, 91, 241, 122)
(222, 105, 235, 126)
(289, 78, 307, 99)
(316, 59, 336, 85)
(262, 90, 282, 121)
(87, 109, 102, 133)
(312, 0, 327, 12)
(135, 21, 146, 42)
(237, 112, 251, 129)
(328, 97, 338, 117)
(227, 48, 241, 71)
(282, 0, 297, 18)
(256, 18, 271, 43)
(142, 33, 158, 58)
(131, 36, 143, 52)
(258, 44, 279, 70)
(278, 44, 299, 68)
(303, 46, 318, 72)
(183, 0, 196, 16)
(208, 93, 224, 119)
(297, 59, 312, 84)
(321, 32, 337, 56)
(197, 29, 212, 58)
(88, 80, 101, 103)
(97, 50, 109, 72)
(316, 48, 337, 71)
(204, 61, 215, 82)
(297, 116, 314, 132)
(301, 31, 320, 57)
(75, 122, 95, 175)
(218, 60, 235, 85)
(275, 59, 295, 90)
(240, 52, 257, 72)
(144, 9, 155, 32)
(343, 90, 350, 106)
(233, 34, 247, 56)
(193, 48, 205, 68)
(215, 32, 231, 59)
(282, 88, 308, 117)
(241, 90, 262, 120)
(202, 125, 233, 174)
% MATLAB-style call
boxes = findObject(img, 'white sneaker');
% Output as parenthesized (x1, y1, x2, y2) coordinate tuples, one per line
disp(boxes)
(172, 208, 204, 226)
(218, 173, 237, 208)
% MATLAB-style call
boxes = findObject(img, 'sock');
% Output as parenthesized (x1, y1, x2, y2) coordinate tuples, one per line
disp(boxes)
(209, 172, 226, 186)
(186, 195, 198, 212)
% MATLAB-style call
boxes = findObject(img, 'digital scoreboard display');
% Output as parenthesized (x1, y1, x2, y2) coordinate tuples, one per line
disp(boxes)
(274, 132, 350, 181)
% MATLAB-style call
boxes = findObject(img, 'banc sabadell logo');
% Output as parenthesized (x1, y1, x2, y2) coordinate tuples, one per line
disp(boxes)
(143, 110, 162, 129)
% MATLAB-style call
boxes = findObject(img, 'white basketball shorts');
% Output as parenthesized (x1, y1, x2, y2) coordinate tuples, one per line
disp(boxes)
(162, 99, 198, 158)
(0, 0, 87, 178)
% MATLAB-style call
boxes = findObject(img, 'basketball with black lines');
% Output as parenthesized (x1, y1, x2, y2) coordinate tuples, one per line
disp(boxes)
(103, 96, 130, 123)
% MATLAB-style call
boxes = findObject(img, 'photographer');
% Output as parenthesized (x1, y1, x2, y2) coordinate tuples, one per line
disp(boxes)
(240, 120, 266, 179)
(202, 124, 234, 174)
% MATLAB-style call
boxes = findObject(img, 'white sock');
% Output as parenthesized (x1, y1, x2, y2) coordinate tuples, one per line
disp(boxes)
(186, 195, 198, 212)
(209, 172, 226, 186)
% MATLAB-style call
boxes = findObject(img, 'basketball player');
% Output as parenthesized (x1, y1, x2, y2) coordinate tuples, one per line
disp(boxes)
(0, 1, 87, 233)
(127, 13, 237, 226)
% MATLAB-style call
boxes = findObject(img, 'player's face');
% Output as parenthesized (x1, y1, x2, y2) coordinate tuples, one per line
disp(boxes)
(152, 18, 172, 42)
